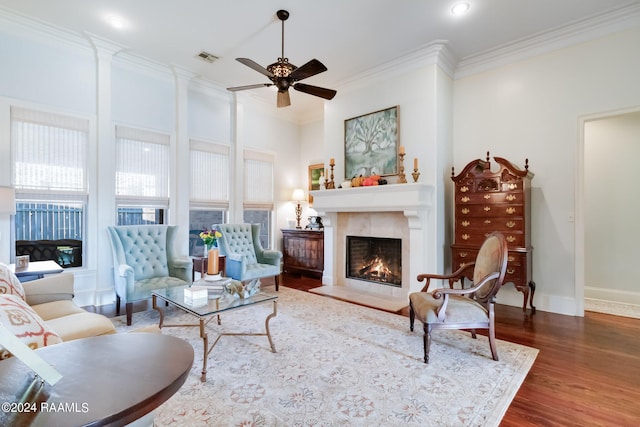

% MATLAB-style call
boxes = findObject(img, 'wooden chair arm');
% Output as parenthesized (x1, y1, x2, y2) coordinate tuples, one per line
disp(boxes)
(416, 262, 476, 292)
(432, 271, 500, 299)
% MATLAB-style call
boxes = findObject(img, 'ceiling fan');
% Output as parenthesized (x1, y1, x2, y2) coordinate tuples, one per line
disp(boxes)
(226, 9, 337, 108)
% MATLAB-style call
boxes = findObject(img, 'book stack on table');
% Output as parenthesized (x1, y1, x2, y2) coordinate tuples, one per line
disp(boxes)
(197, 277, 232, 299)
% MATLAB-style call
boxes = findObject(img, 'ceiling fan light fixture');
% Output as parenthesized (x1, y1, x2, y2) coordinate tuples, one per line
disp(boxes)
(267, 60, 296, 77)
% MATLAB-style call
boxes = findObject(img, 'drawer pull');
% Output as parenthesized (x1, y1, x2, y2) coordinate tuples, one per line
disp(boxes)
(459, 252, 468, 258)
(483, 194, 491, 199)
(461, 196, 470, 203)
(462, 220, 470, 227)
(506, 235, 516, 243)
(461, 208, 470, 214)
(506, 194, 516, 201)
(460, 186, 469, 192)
(462, 234, 470, 240)
(507, 269, 515, 274)
(506, 221, 516, 228)
(506, 207, 516, 214)
(484, 206, 491, 211)
(484, 219, 491, 224)
(508, 256, 515, 262)
(508, 183, 518, 190)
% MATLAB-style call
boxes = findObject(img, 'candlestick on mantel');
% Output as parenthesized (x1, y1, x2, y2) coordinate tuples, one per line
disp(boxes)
(326, 162, 336, 189)
(399, 145, 405, 155)
(398, 152, 407, 183)
(414, 157, 418, 170)
(329, 157, 335, 166)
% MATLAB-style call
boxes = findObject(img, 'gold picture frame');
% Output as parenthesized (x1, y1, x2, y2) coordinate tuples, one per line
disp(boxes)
(308, 163, 324, 204)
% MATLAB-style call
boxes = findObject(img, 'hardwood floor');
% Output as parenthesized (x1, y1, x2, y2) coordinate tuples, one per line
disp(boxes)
(90, 274, 640, 426)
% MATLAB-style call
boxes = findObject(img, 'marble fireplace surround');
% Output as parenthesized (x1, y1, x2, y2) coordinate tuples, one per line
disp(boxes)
(310, 183, 434, 307)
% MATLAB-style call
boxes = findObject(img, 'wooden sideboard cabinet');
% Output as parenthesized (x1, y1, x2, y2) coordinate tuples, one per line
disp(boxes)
(282, 229, 324, 278)
(451, 153, 536, 313)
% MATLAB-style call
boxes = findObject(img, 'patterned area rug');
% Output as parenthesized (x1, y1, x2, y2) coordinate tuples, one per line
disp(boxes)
(112, 287, 538, 426)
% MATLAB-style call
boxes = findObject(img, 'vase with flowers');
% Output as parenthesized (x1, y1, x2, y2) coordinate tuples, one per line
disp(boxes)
(200, 228, 223, 276)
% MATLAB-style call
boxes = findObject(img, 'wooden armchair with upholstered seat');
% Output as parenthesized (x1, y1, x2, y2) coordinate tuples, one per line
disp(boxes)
(409, 231, 508, 363)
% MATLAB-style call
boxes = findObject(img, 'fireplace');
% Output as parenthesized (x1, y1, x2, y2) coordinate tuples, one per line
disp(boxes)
(346, 236, 401, 287)
(310, 183, 434, 300)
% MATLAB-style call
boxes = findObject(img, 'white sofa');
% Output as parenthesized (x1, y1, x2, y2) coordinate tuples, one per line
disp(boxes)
(1, 263, 115, 359)
(23, 273, 116, 341)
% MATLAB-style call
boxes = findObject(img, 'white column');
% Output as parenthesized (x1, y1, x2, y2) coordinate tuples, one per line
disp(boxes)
(317, 211, 338, 285)
(171, 66, 196, 254)
(87, 36, 123, 306)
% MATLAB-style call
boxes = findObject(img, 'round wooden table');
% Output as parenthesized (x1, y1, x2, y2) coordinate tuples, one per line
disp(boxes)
(0, 333, 194, 427)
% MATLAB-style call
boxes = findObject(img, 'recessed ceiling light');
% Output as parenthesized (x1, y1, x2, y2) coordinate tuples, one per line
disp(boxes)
(106, 14, 126, 30)
(451, 2, 470, 16)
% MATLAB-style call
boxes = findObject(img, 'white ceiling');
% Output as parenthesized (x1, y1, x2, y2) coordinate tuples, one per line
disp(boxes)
(1, 0, 638, 116)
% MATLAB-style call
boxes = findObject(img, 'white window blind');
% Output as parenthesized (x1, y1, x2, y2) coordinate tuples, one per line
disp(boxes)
(11, 107, 89, 193)
(244, 149, 274, 209)
(115, 125, 170, 206)
(190, 140, 230, 209)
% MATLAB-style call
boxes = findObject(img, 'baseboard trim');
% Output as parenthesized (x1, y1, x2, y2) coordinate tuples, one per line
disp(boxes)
(584, 298, 640, 319)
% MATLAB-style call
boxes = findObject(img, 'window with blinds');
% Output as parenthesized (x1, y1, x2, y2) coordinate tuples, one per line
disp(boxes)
(189, 140, 230, 256)
(244, 149, 274, 209)
(243, 149, 274, 249)
(115, 126, 170, 225)
(190, 140, 230, 209)
(11, 106, 89, 268)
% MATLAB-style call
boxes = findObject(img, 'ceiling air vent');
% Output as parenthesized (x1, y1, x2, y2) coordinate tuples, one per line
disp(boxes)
(196, 51, 218, 63)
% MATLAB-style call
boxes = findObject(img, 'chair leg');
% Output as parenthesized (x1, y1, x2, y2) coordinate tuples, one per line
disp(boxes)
(423, 323, 432, 364)
(470, 329, 477, 339)
(409, 302, 415, 331)
(126, 302, 133, 326)
(274, 274, 280, 291)
(116, 295, 121, 315)
(488, 307, 499, 361)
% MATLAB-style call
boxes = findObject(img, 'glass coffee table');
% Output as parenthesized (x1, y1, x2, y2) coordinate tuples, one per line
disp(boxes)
(152, 285, 277, 382)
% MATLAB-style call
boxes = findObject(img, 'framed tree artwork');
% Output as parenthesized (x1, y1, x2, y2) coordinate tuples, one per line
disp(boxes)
(308, 163, 324, 203)
(344, 105, 399, 180)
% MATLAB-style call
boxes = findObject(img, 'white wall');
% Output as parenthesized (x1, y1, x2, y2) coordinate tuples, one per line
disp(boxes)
(0, 19, 301, 307)
(453, 27, 640, 315)
(584, 111, 640, 304)
(322, 61, 452, 277)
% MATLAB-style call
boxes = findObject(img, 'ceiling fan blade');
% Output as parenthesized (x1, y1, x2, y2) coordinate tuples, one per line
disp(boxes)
(293, 83, 337, 100)
(227, 83, 273, 92)
(236, 58, 274, 78)
(277, 90, 291, 108)
(288, 59, 327, 81)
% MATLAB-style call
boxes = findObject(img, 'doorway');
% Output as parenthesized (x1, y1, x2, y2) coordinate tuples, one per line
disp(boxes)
(579, 109, 640, 318)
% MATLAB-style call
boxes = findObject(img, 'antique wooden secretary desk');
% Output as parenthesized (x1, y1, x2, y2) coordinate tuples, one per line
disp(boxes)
(451, 152, 536, 313)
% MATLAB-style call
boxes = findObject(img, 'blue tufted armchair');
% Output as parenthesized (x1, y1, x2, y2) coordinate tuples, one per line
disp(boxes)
(107, 225, 192, 325)
(215, 224, 282, 291)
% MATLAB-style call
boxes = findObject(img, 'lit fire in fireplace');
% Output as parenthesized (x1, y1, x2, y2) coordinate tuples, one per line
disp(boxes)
(347, 235, 401, 287)
(358, 256, 394, 282)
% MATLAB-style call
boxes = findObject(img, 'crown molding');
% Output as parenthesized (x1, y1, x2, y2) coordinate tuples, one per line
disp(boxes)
(0, 5, 92, 54)
(111, 51, 175, 83)
(337, 41, 458, 95)
(455, 2, 640, 79)
(84, 32, 126, 59)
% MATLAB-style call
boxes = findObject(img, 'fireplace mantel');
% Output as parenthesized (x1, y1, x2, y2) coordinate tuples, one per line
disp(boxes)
(310, 183, 435, 300)
(310, 183, 433, 214)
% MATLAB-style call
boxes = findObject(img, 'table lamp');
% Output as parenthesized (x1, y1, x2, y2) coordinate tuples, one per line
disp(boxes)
(291, 188, 306, 229)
